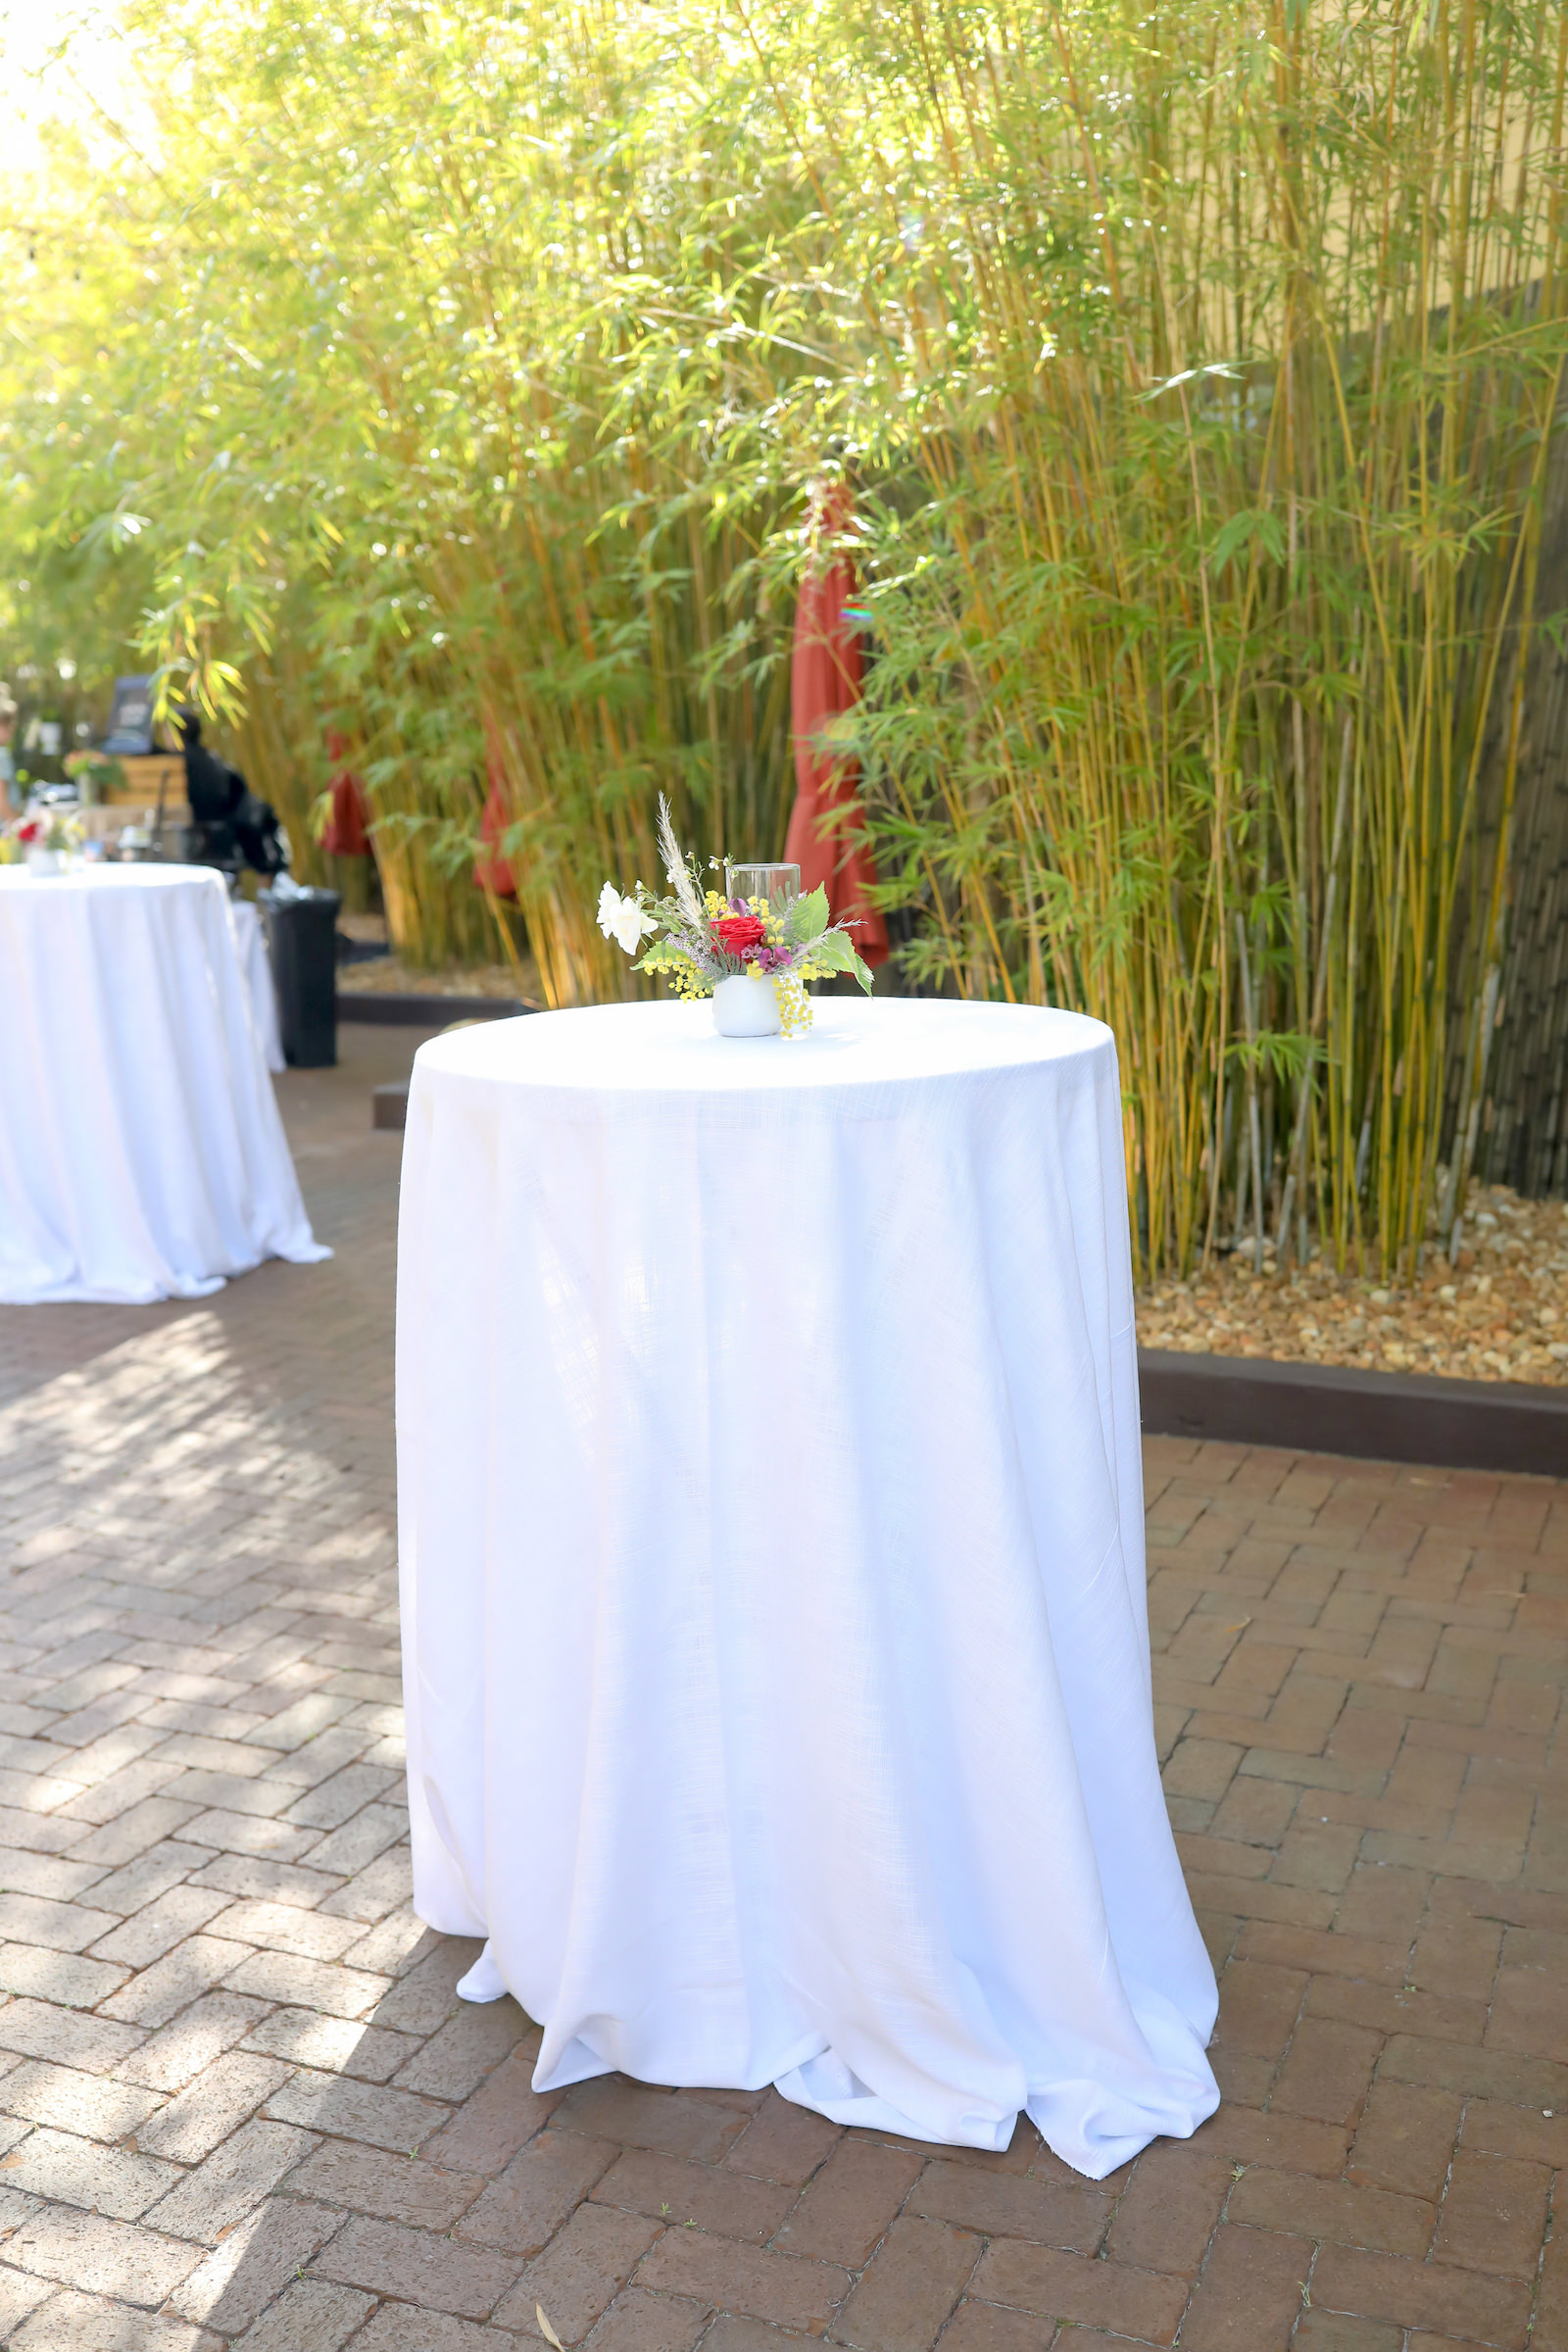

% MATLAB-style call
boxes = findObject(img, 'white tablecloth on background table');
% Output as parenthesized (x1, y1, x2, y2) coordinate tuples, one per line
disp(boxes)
(229, 899, 285, 1074)
(397, 998, 1218, 2178)
(0, 864, 327, 1303)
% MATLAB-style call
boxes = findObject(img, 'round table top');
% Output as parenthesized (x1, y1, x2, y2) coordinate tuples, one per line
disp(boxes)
(413, 996, 1112, 1102)
(0, 861, 222, 902)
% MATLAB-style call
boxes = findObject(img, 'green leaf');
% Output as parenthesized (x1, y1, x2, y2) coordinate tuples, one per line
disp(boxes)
(791, 885, 829, 943)
(805, 927, 854, 971)
(634, 939, 695, 974)
(1210, 507, 1286, 572)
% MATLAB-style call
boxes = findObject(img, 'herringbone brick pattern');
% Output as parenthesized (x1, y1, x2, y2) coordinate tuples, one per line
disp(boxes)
(0, 1028, 1562, 2350)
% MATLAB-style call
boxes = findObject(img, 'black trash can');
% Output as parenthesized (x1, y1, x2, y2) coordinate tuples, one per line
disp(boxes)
(259, 885, 341, 1067)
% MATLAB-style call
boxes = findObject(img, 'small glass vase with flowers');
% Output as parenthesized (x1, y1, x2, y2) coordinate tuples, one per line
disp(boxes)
(599, 799, 873, 1037)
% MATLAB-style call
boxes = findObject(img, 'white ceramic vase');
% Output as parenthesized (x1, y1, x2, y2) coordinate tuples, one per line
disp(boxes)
(712, 973, 781, 1038)
(25, 849, 62, 878)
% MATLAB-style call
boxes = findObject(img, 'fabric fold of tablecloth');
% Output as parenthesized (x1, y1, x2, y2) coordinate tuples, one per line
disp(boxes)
(229, 898, 285, 1075)
(397, 1000, 1217, 2178)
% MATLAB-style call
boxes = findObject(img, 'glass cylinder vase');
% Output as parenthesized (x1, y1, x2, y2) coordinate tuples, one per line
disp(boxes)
(724, 860, 800, 913)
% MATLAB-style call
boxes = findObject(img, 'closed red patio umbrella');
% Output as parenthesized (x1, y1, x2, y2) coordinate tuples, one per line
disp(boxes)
(472, 723, 517, 899)
(320, 731, 372, 858)
(783, 484, 889, 967)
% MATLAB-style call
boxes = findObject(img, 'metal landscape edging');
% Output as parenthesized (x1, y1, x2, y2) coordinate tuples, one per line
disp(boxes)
(1138, 1346, 1568, 1476)
(337, 992, 534, 1025)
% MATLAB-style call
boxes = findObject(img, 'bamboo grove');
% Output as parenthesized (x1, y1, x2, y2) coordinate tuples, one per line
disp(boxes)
(4, 0, 1566, 1278)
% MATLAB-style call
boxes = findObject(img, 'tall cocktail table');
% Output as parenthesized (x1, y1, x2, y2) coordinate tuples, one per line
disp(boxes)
(397, 998, 1217, 2177)
(0, 863, 325, 1303)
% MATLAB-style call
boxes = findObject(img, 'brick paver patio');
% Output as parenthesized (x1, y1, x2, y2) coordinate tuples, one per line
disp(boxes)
(0, 1028, 1563, 2351)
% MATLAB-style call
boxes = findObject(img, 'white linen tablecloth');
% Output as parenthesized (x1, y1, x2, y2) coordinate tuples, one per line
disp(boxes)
(397, 998, 1218, 2177)
(229, 898, 285, 1074)
(0, 864, 327, 1303)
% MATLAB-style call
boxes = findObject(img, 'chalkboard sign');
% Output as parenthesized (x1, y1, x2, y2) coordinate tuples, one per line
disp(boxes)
(102, 675, 156, 756)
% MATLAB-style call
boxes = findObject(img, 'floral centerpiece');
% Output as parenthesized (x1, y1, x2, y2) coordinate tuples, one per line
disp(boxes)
(599, 799, 873, 1037)
(6, 809, 83, 874)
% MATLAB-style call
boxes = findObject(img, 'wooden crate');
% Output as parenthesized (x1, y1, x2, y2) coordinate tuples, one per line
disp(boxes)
(100, 753, 185, 808)
(84, 754, 192, 835)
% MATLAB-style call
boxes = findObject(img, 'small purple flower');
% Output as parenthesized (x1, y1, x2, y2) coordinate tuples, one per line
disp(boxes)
(748, 943, 797, 975)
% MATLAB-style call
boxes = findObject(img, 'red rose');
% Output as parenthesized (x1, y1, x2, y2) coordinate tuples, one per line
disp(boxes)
(711, 913, 767, 956)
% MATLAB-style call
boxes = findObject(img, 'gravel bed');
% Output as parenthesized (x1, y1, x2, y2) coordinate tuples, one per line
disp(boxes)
(1138, 1183, 1568, 1387)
